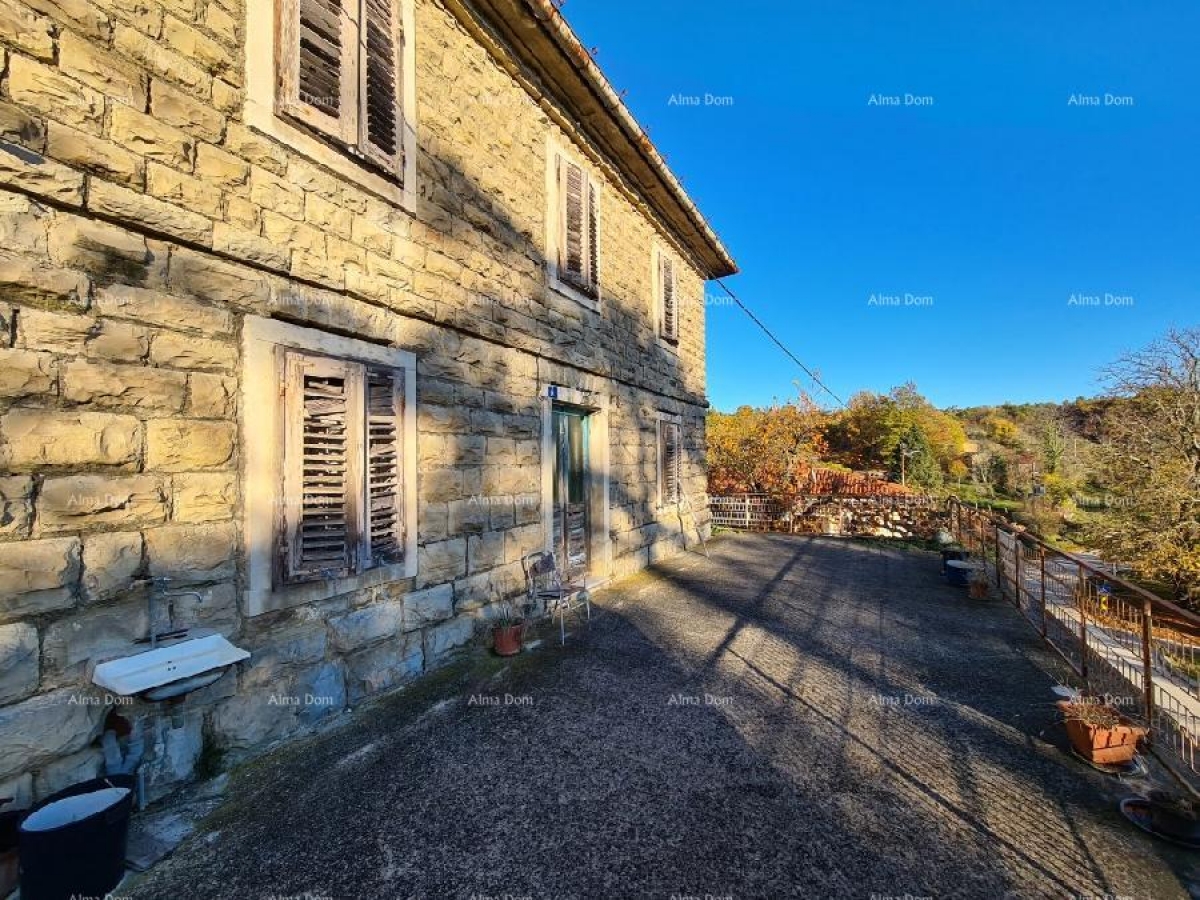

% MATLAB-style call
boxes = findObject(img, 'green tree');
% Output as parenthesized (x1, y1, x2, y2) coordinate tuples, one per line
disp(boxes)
(889, 424, 942, 491)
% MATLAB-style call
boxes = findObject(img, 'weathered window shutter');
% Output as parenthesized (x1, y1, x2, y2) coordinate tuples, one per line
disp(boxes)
(363, 366, 405, 566)
(660, 421, 681, 505)
(586, 178, 599, 297)
(559, 156, 587, 287)
(660, 253, 677, 340)
(282, 352, 365, 583)
(360, 0, 404, 173)
(277, 0, 359, 142)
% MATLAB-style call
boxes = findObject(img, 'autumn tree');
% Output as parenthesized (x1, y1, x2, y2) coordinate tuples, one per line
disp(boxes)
(1085, 328, 1200, 605)
(707, 392, 828, 496)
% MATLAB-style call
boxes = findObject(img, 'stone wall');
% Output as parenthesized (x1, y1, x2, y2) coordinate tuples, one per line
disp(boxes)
(0, 0, 714, 807)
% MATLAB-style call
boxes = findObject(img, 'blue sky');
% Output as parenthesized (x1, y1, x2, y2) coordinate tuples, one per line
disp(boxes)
(564, 1, 1200, 412)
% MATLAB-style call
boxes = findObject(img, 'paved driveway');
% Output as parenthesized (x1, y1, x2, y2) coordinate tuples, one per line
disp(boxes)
(129, 534, 1197, 899)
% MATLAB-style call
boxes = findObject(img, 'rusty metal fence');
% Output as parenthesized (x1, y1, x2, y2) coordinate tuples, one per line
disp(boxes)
(709, 494, 786, 531)
(949, 499, 1200, 791)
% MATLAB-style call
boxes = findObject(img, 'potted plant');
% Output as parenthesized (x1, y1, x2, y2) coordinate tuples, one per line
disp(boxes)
(491, 602, 525, 657)
(1056, 698, 1147, 765)
(1145, 790, 1200, 842)
(968, 568, 991, 600)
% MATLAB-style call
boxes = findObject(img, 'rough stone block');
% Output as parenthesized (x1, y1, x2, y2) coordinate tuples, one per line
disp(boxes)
(149, 331, 236, 370)
(212, 222, 289, 270)
(47, 123, 145, 187)
(62, 360, 187, 411)
(401, 584, 453, 632)
(0, 623, 39, 705)
(328, 601, 404, 653)
(223, 122, 287, 173)
(87, 320, 150, 362)
(33, 747, 103, 801)
(0, 410, 140, 469)
(114, 23, 210, 94)
(146, 163, 224, 218)
(0, 540, 79, 624)
(424, 616, 474, 665)
(88, 181, 211, 246)
(344, 634, 423, 704)
(145, 522, 236, 582)
(16, 308, 97, 353)
(162, 15, 230, 76)
(468, 532, 505, 574)
(82, 531, 144, 603)
(0, 476, 33, 538)
(186, 373, 236, 418)
(447, 498, 489, 535)
(25, 0, 112, 42)
(0, 253, 89, 309)
(48, 214, 151, 275)
(38, 474, 167, 531)
(249, 167, 304, 220)
(416, 538, 466, 588)
(167, 247, 271, 308)
(8, 55, 104, 131)
(58, 29, 146, 107)
(96, 283, 232, 334)
(0, 100, 46, 152)
(43, 598, 150, 678)
(503, 523, 543, 564)
(0, 5, 55, 59)
(0, 688, 106, 780)
(170, 472, 234, 523)
(146, 419, 235, 470)
(0, 348, 56, 399)
(195, 142, 249, 187)
(151, 79, 225, 142)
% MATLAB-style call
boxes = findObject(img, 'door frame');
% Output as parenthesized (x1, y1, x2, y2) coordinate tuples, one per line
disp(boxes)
(540, 384, 611, 586)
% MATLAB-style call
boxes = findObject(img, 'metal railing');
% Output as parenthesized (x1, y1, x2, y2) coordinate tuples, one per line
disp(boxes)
(948, 499, 1200, 792)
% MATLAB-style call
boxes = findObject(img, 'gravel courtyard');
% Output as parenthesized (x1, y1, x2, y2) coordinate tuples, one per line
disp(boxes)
(129, 534, 1197, 899)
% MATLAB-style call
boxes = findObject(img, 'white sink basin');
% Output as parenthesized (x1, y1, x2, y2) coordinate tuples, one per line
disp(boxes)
(92, 635, 250, 698)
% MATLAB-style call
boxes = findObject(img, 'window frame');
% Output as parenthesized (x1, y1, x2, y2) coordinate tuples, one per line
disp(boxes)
(545, 139, 602, 312)
(244, 0, 417, 212)
(243, 317, 417, 617)
(656, 415, 684, 510)
(653, 244, 680, 346)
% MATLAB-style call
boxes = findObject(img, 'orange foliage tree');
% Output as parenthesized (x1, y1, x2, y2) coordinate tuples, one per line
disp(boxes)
(707, 393, 828, 496)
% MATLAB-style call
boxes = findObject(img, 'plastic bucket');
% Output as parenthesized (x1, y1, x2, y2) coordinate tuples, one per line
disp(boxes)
(19, 775, 134, 900)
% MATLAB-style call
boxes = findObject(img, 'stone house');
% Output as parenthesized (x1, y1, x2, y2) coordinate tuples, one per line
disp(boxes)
(0, 0, 735, 805)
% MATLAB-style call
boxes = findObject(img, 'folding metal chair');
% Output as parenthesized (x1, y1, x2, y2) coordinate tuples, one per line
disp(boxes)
(522, 550, 590, 645)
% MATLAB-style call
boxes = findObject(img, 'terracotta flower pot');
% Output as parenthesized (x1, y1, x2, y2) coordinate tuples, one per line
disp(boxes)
(1056, 700, 1146, 765)
(492, 623, 524, 657)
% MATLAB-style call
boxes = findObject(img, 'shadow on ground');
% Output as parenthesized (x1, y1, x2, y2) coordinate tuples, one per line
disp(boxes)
(127, 534, 1198, 899)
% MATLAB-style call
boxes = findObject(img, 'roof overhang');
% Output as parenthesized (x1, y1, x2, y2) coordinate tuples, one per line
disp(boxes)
(446, 0, 738, 279)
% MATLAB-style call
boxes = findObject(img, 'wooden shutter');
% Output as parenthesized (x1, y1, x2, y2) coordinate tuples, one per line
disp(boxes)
(660, 421, 681, 505)
(277, 0, 359, 142)
(660, 253, 677, 340)
(360, 0, 404, 173)
(282, 352, 364, 583)
(586, 178, 599, 297)
(559, 156, 586, 287)
(363, 366, 405, 566)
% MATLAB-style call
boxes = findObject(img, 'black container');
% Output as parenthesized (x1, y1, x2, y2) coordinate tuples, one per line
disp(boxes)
(940, 548, 968, 575)
(19, 775, 134, 900)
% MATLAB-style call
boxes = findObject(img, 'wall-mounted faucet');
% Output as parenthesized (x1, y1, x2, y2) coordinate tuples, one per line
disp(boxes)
(148, 578, 204, 648)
